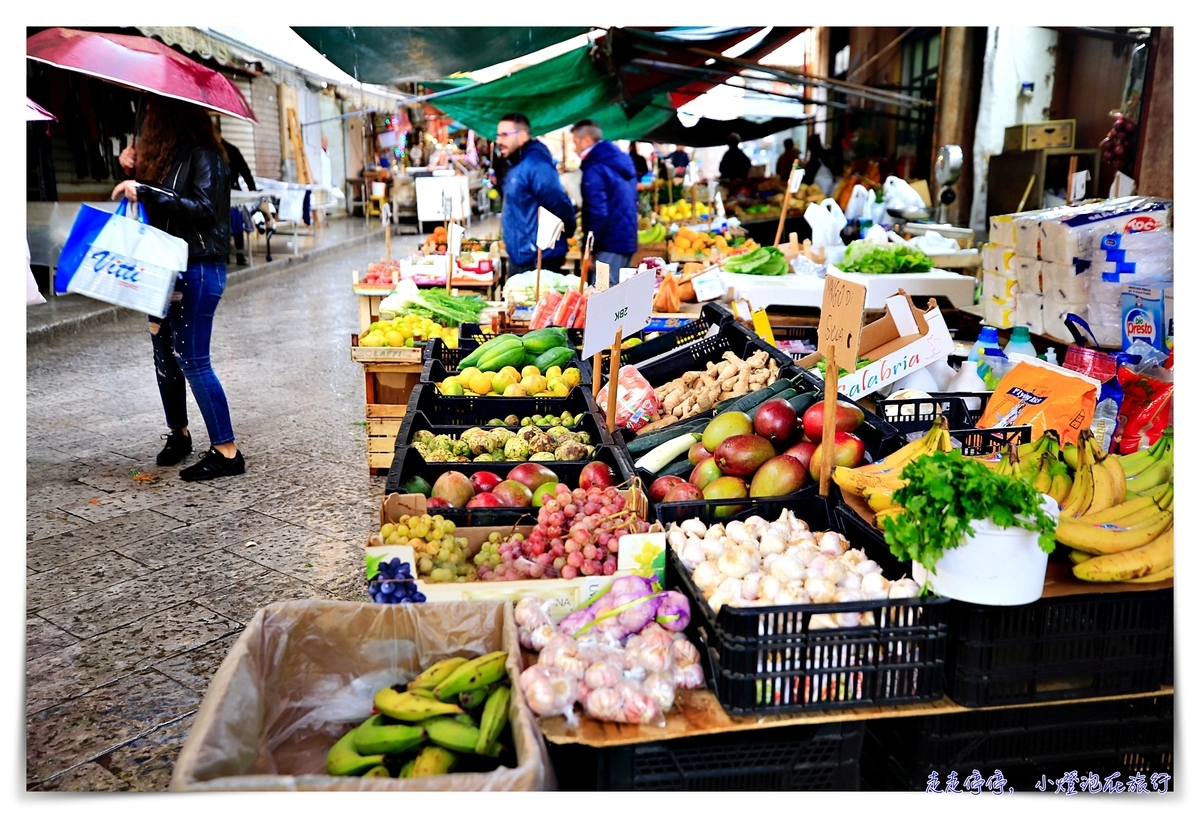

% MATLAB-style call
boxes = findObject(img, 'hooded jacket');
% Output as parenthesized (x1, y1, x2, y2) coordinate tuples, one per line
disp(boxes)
(135, 141, 231, 263)
(579, 140, 638, 255)
(500, 140, 576, 267)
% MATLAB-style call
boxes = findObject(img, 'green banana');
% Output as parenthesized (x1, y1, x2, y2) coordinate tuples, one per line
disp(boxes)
(431, 650, 509, 701)
(421, 716, 483, 754)
(352, 715, 427, 756)
(363, 765, 392, 778)
(408, 657, 470, 691)
(475, 685, 511, 755)
(398, 758, 417, 778)
(411, 746, 458, 777)
(1062, 443, 1079, 471)
(458, 686, 491, 712)
(326, 727, 386, 776)
(374, 687, 465, 722)
(459, 333, 520, 370)
(532, 346, 575, 372)
(1126, 456, 1173, 495)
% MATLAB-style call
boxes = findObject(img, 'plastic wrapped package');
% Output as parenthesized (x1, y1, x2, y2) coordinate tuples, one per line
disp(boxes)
(170, 600, 552, 791)
(527, 290, 563, 329)
(595, 365, 660, 432)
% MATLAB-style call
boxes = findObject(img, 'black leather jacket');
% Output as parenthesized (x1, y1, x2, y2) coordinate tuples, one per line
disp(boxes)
(135, 142, 230, 263)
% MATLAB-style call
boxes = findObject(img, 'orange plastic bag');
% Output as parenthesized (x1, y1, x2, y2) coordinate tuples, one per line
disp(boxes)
(976, 360, 1098, 445)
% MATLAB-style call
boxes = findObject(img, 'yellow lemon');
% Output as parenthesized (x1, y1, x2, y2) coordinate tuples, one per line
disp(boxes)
(562, 368, 581, 388)
(545, 366, 563, 380)
(468, 372, 494, 395)
(520, 374, 547, 395)
(491, 371, 517, 394)
(549, 382, 570, 397)
(384, 330, 405, 347)
(440, 377, 464, 396)
(499, 365, 521, 381)
(503, 383, 528, 397)
(521, 365, 541, 379)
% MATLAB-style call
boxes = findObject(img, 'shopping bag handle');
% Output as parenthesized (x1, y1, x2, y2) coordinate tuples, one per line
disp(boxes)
(1063, 313, 1101, 349)
(114, 199, 149, 225)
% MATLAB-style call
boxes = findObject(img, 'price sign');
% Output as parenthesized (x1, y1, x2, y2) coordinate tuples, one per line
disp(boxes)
(594, 261, 610, 292)
(691, 267, 724, 302)
(1070, 170, 1091, 204)
(536, 206, 564, 250)
(713, 192, 725, 220)
(581, 269, 656, 357)
(818, 272, 867, 374)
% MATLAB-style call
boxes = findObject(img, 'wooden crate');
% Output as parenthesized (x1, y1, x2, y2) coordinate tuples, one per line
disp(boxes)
(1003, 119, 1076, 152)
(357, 293, 387, 334)
(359, 349, 422, 475)
(366, 403, 407, 472)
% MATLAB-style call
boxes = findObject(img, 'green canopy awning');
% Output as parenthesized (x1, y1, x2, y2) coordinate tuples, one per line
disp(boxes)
(292, 27, 590, 85)
(429, 47, 676, 141)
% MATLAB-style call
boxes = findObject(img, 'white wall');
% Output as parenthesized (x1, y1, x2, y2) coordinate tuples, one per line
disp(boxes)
(968, 27, 1060, 231)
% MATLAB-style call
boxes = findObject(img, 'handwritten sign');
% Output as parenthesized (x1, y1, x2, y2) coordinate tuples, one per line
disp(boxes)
(581, 269, 655, 358)
(818, 272, 867, 373)
(594, 261, 610, 292)
(536, 207, 564, 250)
(1110, 170, 1135, 198)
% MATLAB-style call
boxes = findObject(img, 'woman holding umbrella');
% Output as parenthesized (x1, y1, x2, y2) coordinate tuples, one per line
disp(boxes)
(111, 97, 244, 481)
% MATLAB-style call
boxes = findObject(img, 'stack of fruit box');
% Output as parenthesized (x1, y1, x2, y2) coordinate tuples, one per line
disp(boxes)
(351, 333, 424, 474)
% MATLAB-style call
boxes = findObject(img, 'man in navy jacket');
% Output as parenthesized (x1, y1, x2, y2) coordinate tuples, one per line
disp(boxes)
(572, 119, 638, 286)
(495, 113, 576, 276)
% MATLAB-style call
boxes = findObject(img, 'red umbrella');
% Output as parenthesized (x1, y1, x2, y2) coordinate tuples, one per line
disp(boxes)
(27, 27, 255, 122)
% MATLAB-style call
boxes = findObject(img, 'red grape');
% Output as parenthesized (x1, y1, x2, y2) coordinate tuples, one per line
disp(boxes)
(561, 565, 579, 579)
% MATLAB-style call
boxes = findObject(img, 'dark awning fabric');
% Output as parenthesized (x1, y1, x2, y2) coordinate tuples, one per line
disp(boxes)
(641, 115, 809, 148)
(291, 27, 590, 85)
(428, 47, 676, 142)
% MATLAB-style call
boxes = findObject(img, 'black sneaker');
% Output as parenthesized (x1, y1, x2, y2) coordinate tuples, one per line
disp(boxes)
(156, 430, 192, 466)
(179, 447, 246, 482)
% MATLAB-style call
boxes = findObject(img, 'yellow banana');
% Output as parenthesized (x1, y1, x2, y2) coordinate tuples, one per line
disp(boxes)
(1067, 550, 1092, 565)
(374, 687, 465, 722)
(408, 656, 470, 691)
(1059, 463, 1093, 518)
(1108, 502, 1172, 529)
(856, 419, 945, 475)
(352, 715, 427, 756)
(1031, 453, 1054, 494)
(431, 650, 509, 701)
(1127, 457, 1173, 495)
(833, 466, 907, 498)
(326, 727, 386, 776)
(1126, 564, 1173, 583)
(864, 486, 900, 513)
(475, 685, 511, 755)
(1084, 460, 1115, 517)
(363, 765, 392, 778)
(411, 746, 458, 777)
(873, 506, 908, 531)
(1096, 448, 1126, 505)
(1055, 509, 1174, 555)
(1049, 472, 1073, 504)
(398, 758, 417, 778)
(1072, 527, 1173, 582)
(1076, 493, 1158, 524)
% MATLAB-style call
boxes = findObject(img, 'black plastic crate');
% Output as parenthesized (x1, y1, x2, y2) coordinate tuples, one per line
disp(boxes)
(876, 392, 992, 434)
(948, 425, 1032, 457)
(770, 324, 819, 362)
(455, 322, 585, 348)
(549, 721, 864, 791)
(616, 302, 736, 368)
(663, 496, 949, 715)
(422, 356, 594, 388)
(862, 695, 1173, 792)
(942, 588, 1174, 708)
(402, 382, 599, 426)
(383, 444, 635, 527)
(395, 409, 615, 451)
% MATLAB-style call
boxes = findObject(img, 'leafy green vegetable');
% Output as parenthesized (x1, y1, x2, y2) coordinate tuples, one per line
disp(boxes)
(840, 240, 933, 274)
(722, 246, 789, 275)
(882, 450, 1058, 584)
(388, 280, 485, 326)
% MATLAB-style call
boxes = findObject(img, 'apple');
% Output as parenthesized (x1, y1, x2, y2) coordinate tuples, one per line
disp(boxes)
(650, 475, 686, 502)
(580, 461, 616, 491)
(662, 482, 704, 503)
(531, 481, 561, 507)
(802, 401, 865, 442)
(466, 492, 503, 508)
(808, 432, 867, 481)
(492, 479, 534, 507)
(470, 471, 502, 495)
(782, 440, 818, 475)
(753, 398, 798, 445)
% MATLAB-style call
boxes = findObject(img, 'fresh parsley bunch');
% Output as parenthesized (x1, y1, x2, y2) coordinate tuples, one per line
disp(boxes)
(882, 450, 1058, 579)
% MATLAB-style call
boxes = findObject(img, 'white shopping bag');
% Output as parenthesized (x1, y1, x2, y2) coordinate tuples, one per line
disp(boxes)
(55, 200, 188, 318)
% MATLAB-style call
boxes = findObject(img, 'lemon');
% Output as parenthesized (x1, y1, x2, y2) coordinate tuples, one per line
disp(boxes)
(499, 365, 521, 381)
(503, 383, 528, 397)
(562, 368, 582, 388)
(440, 377, 464, 396)
(545, 366, 563, 379)
(521, 365, 541, 379)
(520, 374, 547, 395)
(469, 372, 494, 395)
(459, 366, 482, 382)
(492, 371, 518, 394)
(384, 330, 405, 347)
(550, 382, 570, 397)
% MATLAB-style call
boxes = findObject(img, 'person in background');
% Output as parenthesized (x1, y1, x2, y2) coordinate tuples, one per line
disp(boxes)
(221, 136, 254, 266)
(718, 133, 752, 184)
(667, 145, 690, 177)
(572, 119, 638, 286)
(494, 112, 576, 276)
(628, 141, 649, 179)
(112, 96, 244, 482)
(802, 140, 835, 196)
(775, 137, 800, 181)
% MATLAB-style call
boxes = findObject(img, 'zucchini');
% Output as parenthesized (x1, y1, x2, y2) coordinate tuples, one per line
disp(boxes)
(724, 384, 797, 416)
(635, 433, 702, 473)
(712, 378, 793, 414)
(788, 392, 820, 416)
(628, 417, 709, 454)
(654, 457, 698, 478)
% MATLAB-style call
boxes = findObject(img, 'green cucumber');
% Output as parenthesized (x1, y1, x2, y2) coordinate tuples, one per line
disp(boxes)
(628, 417, 710, 454)
(724, 384, 798, 416)
(712, 378, 793, 414)
(788, 392, 820, 416)
(654, 457, 698, 478)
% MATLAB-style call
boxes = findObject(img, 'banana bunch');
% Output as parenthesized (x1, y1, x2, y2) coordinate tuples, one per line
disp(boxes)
(325, 651, 514, 779)
(637, 222, 667, 244)
(1054, 431, 1174, 583)
(834, 417, 953, 500)
(1115, 429, 1174, 496)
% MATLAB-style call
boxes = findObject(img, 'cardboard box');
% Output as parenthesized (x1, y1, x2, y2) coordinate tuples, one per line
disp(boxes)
(797, 291, 955, 400)
(1121, 285, 1173, 352)
(1003, 119, 1076, 152)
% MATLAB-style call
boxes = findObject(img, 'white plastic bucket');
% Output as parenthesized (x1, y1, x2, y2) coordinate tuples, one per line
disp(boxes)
(371, 181, 387, 198)
(912, 494, 1059, 606)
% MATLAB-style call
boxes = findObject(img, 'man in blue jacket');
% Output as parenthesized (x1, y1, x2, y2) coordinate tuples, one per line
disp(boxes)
(572, 119, 638, 286)
(494, 113, 576, 277)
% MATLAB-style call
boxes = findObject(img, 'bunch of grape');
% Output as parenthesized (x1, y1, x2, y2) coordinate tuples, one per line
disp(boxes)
(381, 514, 476, 583)
(474, 485, 650, 582)
(368, 558, 426, 604)
(1101, 112, 1137, 168)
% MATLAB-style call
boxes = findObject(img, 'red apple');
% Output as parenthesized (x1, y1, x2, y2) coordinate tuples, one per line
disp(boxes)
(662, 482, 704, 503)
(808, 432, 867, 482)
(753, 398, 798, 445)
(425, 497, 450, 509)
(580, 461, 616, 491)
(507, 463, 558, 491)
(650, 475, 686, 502)
(782, 440, 818, 475)
(470, 471, 502, 495)
(492, 479, 534, 507)
(802, 401, 866, 442)
(466, 492, 503, 508)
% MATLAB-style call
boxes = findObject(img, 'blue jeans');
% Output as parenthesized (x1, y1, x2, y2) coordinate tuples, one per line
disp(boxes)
(594, 251, 632, 286)
(149, 259, 236, 446)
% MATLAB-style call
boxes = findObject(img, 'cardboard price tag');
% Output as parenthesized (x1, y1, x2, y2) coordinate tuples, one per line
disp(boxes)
(818, 272, 867, 373)
(536, 207, 564, 250)
(581, 269, 655, 357)
(594, 261, 611, 292)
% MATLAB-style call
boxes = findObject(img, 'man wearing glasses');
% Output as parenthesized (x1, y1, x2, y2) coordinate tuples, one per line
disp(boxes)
(494, 113, 577, 277)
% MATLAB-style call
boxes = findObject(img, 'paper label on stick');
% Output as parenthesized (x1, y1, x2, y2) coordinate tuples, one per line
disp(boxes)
(581, 270, 655, 358)
(536, 207, 564, 250)
(714, 192, 725, 220)
(446, 222, 464, 259)
(818, 273, 867, 373)
(594, 261, 610, 292)
(788, 169, 803, 193)
(1070, 170, 1090, 203)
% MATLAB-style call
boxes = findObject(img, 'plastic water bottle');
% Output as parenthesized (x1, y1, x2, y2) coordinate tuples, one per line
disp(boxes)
(967, 326, 1000, 364)
(978, 348, 1011, 390)
(1003, 326, 1038, 360)
(1043, 348, 1059, 366)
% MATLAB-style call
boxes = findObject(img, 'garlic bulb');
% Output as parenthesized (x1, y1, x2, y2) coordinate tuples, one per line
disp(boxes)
(681, 519, 707, 538)
(744, 515, 768, 531)
(855, 560, 881, 576)
(860, 572, 891, 600)
(806, 554, 830, 576)
(770, 554, 805, 582)
(703, 524, 725, 540)
(529, 623, 558, 651)
(837, 571, 862, 590)
(804, 576, 836, 602)
(715, 576, 746, 601)
(818, 531, 849, 556)
(667, 529, 687, 553)
(808, 613, 837, 630)
(671, 638, 701, 667)
(760, 575, 782, 601)
(584, 660, 623, 690)
(889, 578, 921, 598)
(680, 539, 707, 570)
(725, 520, 753, 545)
(834, 611, 863, 628)
(822, 560, 847, 585)
(841, 549, 867, 568)
(762, 552, 780, 572)
(693, 560, 723, 591)
(834, 589, 864, 604)
(773, 587, 803, 606)
(701, 536, 727, 561)
(759, 532, 786, 555)
(717, 546, 754, 579)
(741, 571, 764, 601)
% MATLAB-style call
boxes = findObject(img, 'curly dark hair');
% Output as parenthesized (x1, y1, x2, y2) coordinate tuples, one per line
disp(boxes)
(134, 97, 228, 184)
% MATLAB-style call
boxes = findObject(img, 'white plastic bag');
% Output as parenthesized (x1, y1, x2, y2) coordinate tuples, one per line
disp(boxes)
(882, 176, 927, 211)
(804, 198, 848, 249)
(844, 184, 872, 222)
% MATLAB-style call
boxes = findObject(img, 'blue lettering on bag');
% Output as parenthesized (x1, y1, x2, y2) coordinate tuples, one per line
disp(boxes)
(87, 250, 141, 283)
